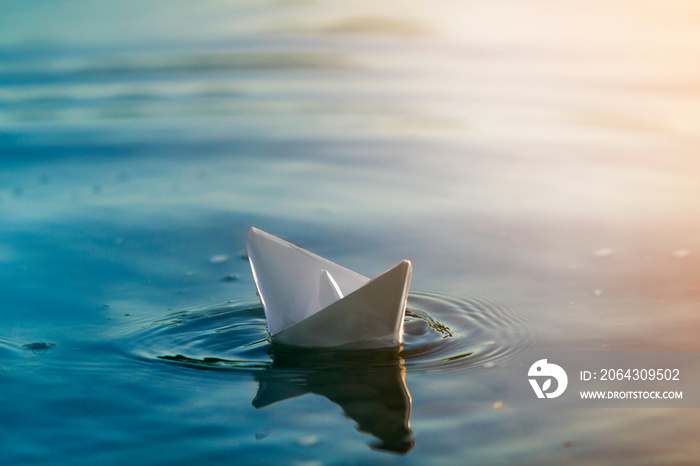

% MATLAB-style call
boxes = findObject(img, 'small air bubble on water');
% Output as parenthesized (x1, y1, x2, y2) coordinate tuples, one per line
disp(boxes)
(209, 255, 229, 264)
(593, 289, 603, 297)
(673, 249, 690, 258)
(297, 435, 319, 447)
(483, 362, 495, 369)
(593, 248, 613, 258)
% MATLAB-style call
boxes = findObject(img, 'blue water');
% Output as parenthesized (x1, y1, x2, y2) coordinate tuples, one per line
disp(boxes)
(3, 1, 700, 464)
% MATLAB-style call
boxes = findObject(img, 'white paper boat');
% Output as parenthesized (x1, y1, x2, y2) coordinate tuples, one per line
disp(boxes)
(246, 227, 412, 348)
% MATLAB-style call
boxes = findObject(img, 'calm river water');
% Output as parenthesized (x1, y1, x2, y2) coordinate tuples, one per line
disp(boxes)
(2, 1, 700, 464)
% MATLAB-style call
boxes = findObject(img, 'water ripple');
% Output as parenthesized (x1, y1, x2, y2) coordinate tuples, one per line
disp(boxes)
(126, 291, 531, 375)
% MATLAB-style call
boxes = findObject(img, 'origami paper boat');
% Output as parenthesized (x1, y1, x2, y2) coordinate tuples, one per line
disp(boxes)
(246, 227, 412, 348)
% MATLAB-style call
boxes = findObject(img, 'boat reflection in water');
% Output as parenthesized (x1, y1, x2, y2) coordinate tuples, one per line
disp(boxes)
(253, 346, 414, 454)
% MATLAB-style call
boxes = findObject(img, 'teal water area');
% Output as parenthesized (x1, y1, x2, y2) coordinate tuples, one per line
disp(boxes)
(3, 1, 700, 464)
